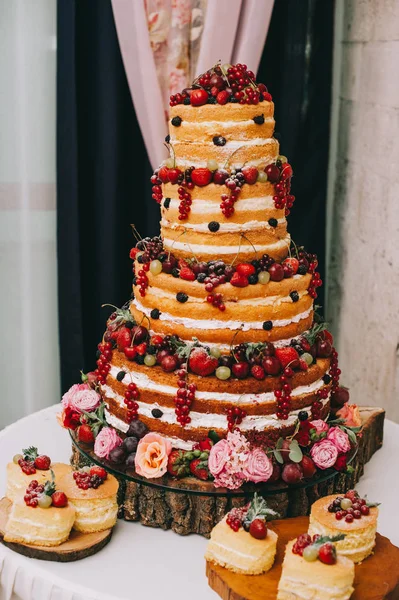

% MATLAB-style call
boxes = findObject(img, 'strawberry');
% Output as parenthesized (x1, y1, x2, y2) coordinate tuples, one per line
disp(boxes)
(124, 346, 137, 360)
(117, 327, 132, 350)
(188, 347, 218, 376)
(158, 166, 170, 183)
(190, 89, 209, 106)
(90, 466, 107, 479)
(241, 166, 258, 184)
(230, 272, 249, 287)
(274, 347, 300, 369)
(236, 263, 256, 277)
(167, 168, 181, 184)
(180, 267, 196, 281)
(216, 90, 229, 105)
(318, 542, 337, 565)
(51, 491, 68, 508)
(191, 168, 212, 187)
(129, 247, 140, 260)
(167, 450, 189, 477)
(283, 257, 299, 274)
(136, 342, 147, 356)
(198, 438, 213, 451)
(189, 458, 209, 480)
(34, 455, 51, 470)
(77, 424, 95, 443)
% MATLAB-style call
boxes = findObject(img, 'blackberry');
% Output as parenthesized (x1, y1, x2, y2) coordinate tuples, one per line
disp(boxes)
(298, 410, 309, 422)
(116, 370, 126, 382)
(197, 273, 207, 283)
(253, 114, 265, 125)
(172, 268, 180, 278)
(263, 320, 273, 331)
(183, 97, 190, 105)
(207, 96, 217, 104)
(268, 218, 278, 227)
(163, 198, 171, 209)
(171, 116, 182, 127)
(164, 134, 170, 143)
(90, 475, 102, 489)
(151, 408, 163, 418)
(136, 355, 145, 365)
(125, 321, 134, 329)
(248, 274, 258, 284)
(147, 345, 157, 355)
(259, 93, 264, 101)
(213, 136, 226, 146)
(230, 97, 239, 103)
(323, 374, 332, 385)
(290, 291, 299, 302)
(297, 264, 307, 275)
(176, 292, 188, 303)
(151, 308, 160, 319)
(259, 253, 274, 270)
(208, 221, 220, 232)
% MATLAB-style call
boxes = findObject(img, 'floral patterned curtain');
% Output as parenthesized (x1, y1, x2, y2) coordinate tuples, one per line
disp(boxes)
(145, 0, 207, 114)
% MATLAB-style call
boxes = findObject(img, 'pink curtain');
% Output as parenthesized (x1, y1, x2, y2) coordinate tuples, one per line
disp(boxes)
(112, 0, 274, 170)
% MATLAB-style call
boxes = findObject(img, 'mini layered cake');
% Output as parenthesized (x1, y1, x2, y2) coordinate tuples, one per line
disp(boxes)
(6, 447, 71, 502)
(60, 467, 118, 533)
(205, 494, 278, 574)
(277, 534, 355, 600)
(308, 490, 379, 563)
(4, 477, 74, 547)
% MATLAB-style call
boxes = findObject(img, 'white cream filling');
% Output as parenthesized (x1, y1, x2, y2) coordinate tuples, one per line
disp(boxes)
(163, 196, 277, 213)
(173, 137, 276, 148)
(109, 365, 325, 404)
(6, 517, 68, 531)
(162, 235, 290, 255)
(72, 507, 117, 525)
(102, 386, 328, 432)
(280, 577, 354, 597)
(173, 117, 274, 129)
(161, 218, 285, 233)
(133, 297, 312, 331)
(203, 333, 303, 351)
(309, 521, 376, 555)
(176, 157, 277, 168)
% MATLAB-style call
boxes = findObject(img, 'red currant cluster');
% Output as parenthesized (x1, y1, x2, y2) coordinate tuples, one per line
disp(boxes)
(95, 341, 113, 385)
(18, 458, 36, 475)
(292, 533, 315, 555)
(265, 162, 296, 215)
(220, 172, 244, 217)
(169, 90, 190, 107)
(136, 263, 150, 297)
(206, 292, 226, 312)
(226, 64, 265, 105)
(150, 173, 163, 204)
(308, 271, 322, 299)
(174, 366, 196, 426)
(177, 185, 192, 220)
(275, 366, 294, 420)
(124, 382, 139, 422)
(328, 491, 370, 523)
(226, 507, 248, 531)
(226, 406, 247, 431)
(311, 386, 329, 419)
(73, 466, 107, 490)
(329, 348, 341, 394)
(24, 480, 45, 507)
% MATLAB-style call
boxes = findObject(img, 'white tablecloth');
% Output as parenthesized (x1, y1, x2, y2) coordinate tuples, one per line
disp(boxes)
(0, 405, 398, 600)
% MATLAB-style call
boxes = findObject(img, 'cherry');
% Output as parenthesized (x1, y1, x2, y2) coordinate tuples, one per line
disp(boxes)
(361, 505, 370, 516)
(268, 263, 284, 282)
(213, 169, 229, 185)
(316, 339, 332, 358)
(232, 362, 250, 379)
(262, 356, 281, 375)
(156, 349, 171, 364)
(124, 346, 137, 360)
(331, 386, 350, 407)
(131, 325, 148, 344)
(265, 164, 280, 183)
(158, 166, 170, 183)
(161, 355, 178, 372)
(190, 89, 209, 106)
(249, 519, 267, 540)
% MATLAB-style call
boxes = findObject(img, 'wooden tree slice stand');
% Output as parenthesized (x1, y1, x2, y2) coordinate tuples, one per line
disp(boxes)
(71, 406, 385, 537)
(0, 497, 113, 562)
(206, 516, 399, 600)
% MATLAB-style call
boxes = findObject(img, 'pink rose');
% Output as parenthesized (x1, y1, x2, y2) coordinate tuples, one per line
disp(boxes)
(135, 433, 172, 479)
(243, 448, 273, 484)
(310, 419, 329, 435)
(62, 384, 100, 413)
(310, 439, 339, 470)
(208, 439, 231, 477)
(327, 427, 351, 453)
(94, 427, 123, 459)
(336, 404, 362, 428)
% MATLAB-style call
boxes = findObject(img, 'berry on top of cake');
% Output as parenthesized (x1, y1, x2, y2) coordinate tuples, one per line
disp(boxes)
(4, 472, 75, 547)
(277, 533, 355, 600)
(60, 466, 118, 533)
(205, 493, 279, 574)
(308, 489, 379, 563)
(6, 446, 72, 502)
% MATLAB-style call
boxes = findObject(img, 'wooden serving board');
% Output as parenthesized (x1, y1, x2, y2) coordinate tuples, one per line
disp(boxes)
(207, 516, 399, 600)
(0, 497, 112, 562)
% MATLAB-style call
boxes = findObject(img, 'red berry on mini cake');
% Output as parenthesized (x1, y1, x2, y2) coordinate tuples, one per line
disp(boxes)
(189, 347, 218, 376)
(190, 89, 209, 106)
(51, 491, 68, 508)
(34, 454, 51, 470)
(249, 518, 268, 540)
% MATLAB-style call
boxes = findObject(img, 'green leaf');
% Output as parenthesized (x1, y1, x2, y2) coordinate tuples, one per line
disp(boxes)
(43, 470, 56, 497)
(288, 439, 303, 463)
(22, 446, 38, 461)
(366, 501, 381, 508)
(80, 370, 88, 383)
(208, 430, 220, 444)
(303, 322, 328, 346)
(313, 533, 346, 546)
(273, 449, 283, 464)
(341, 426, 357, 445)
(346, 465, 355, 474)
(244, 493, 280, 525)
(276, 437, 284, 450)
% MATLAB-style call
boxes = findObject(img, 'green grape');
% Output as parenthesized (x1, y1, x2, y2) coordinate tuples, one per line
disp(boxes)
(341, 498, 353, 510)
(301, 352, 313, 366)
(150, 260, 162, 275)
(144, 354, 156, 367)
(210, 347, 222, 359)
(164, 158, 174, 168)
(258, 271, 270, 284)
(216, 366, 231, 380)
(207, 159, 219, 171)
(303, 544, 319, 562)
(37, 494, 53, 509)
(257, 171, 268, 183)
(278, 155, 288, 163)
(13, 454, 23, 464)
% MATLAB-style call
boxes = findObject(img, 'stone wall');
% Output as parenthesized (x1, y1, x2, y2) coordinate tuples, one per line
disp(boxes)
(327, 0, 399, 422)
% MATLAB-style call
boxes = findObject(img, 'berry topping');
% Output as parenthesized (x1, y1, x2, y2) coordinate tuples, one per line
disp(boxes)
(34, 455, 51, 470)
(216, 90, 230, 105)
(230, 272, 249, 287)
(191, 167, 212, 187)
(51, 491, 68, 508)
(253, 114, 265, 124)
(262, 320, 273, 331)
(318, 542, 337, 565)
(171, 116, 182, 126)
(212, 135, 226, 146)
(73, 466, 107, 490)
(188, 347, 218, 376)
(268, 218, 278, 227)
(241, 166, 258, 184)
(151, 408, 163, 418)
(127, 420, 148, 439)
(290, 291, 299, 302)
(179, 267, 196, 281)
(150, 308, 160, 319)
(213, 169, 229, 185)
(163, 198, 171, 209)
(176, 292, 188, 303)
(189, 458, 209, 480)
(249, 519, 267, 539)
(275, 347, 299, 369)
(190, 89, 209, 106)
(116, 370, 126, 382)
(208, 221, 220, 232)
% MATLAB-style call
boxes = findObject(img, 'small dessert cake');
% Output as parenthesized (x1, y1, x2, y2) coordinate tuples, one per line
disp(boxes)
(277, 533, 355, 600)
(4, 477, 75, 547)
(308, 489, 379, 563)
(60, 466, 118, 533)
(6, 447, 72, 502)
(205, 494, 278, 574)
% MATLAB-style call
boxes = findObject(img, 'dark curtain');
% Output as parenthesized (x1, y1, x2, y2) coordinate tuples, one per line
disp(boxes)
(57, 0, 333, 392)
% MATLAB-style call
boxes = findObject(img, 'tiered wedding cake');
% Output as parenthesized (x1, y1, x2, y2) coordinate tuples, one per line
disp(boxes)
(97, 63, 341, 459)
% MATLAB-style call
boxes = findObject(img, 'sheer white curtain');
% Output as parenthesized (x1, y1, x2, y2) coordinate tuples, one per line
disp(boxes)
(0, 0, 59, 428)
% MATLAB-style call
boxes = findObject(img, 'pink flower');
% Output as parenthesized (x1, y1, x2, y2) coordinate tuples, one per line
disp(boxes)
(94, 427, 123, 459)
(336, 404, 362, 428)
(62, 383, 100, 413)
(310, 439, 339, 470)
(135, 433, 172, 479)
(327, 427, 351, 453)
(309, 419, 329, 435)
(243, 448, 273, 483)
(208, 439, 231, 476)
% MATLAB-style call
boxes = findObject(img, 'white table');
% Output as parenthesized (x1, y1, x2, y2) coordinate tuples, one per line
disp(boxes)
(0, 405, 398, 600)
